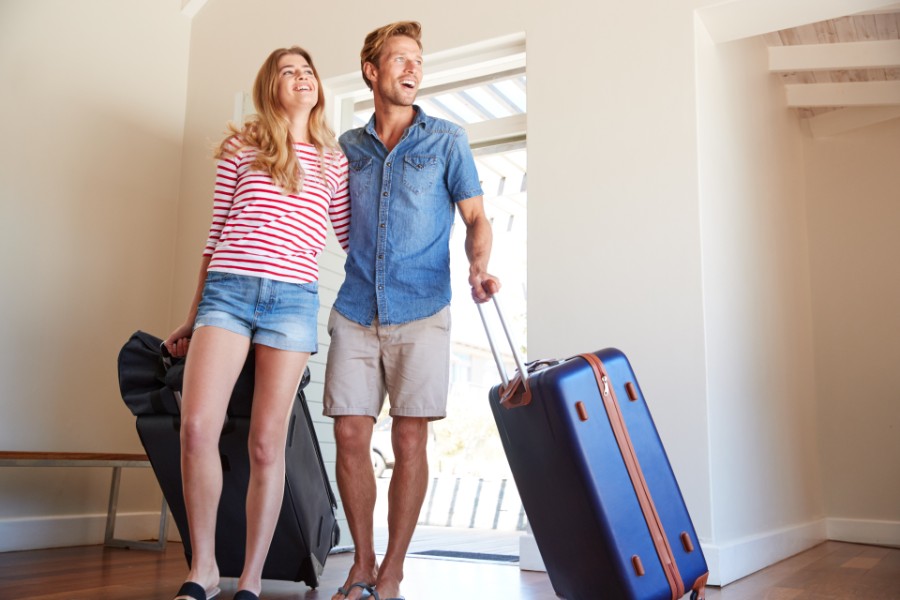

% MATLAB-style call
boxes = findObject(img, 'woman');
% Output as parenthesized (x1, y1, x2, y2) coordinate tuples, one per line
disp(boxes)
(164, 46, 349, 600)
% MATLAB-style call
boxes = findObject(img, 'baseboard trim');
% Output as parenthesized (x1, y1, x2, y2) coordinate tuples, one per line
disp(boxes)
(517, 519, 833, 583)
(827, 518, 900, 547)
(518, 531, 546, 571)
(702, 519, 827, 586)
(0, 512, 175, 552)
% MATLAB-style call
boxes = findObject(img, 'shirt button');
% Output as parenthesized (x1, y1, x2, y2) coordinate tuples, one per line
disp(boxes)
(382, 191, 388, 197)
(378, 254, 384, 260)
(380, 223, 386, 228)
(378, 285, 384, 290)
(386, 162, 392, 167)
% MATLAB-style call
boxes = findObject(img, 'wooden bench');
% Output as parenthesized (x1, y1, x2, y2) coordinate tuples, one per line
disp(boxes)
(0, 451, 169, 551)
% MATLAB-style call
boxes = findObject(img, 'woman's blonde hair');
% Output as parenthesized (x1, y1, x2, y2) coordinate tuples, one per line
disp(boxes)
(360, 21, 423, 91)
(216, 46, 338, 195)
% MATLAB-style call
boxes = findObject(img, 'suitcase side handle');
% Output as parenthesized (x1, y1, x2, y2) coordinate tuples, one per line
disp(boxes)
(476, 295, 532, 408)
(159, 343, 183, 412)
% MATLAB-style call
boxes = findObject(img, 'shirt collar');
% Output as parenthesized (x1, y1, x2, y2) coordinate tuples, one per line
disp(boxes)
(364, 105, 428, 138)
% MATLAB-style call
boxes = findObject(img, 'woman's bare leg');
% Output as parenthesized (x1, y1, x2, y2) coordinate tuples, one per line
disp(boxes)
(236, 345, 310, 595)
(178, 326, 251, 596)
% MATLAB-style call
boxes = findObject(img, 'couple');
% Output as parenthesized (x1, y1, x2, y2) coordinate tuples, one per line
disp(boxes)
(164, 21, 500, 600)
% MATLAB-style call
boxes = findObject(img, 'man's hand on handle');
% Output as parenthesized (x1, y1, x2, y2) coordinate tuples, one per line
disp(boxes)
(470, 273, 501, 303)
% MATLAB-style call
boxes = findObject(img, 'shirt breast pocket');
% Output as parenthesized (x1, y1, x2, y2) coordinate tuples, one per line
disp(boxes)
(401, 155, 440, 194)
(349, 157, 373, 201)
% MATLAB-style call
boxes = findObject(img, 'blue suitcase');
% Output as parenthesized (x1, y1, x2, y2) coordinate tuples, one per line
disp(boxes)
(479, 299, 708, 600)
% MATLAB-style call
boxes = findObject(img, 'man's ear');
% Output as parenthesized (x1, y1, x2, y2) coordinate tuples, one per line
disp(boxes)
(363, 61, 378, 85)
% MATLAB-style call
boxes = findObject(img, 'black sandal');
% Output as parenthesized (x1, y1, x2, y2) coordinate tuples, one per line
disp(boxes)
(173, 581, 220, 600)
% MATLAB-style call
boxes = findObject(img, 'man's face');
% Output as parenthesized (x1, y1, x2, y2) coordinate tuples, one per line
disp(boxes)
(369, 35, 422, 108)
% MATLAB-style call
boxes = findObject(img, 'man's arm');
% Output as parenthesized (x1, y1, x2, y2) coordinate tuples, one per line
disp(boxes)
(456, 195, 501, 302)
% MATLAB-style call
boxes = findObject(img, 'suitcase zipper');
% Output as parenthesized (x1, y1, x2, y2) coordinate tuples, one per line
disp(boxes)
(579, 353, 685, 600)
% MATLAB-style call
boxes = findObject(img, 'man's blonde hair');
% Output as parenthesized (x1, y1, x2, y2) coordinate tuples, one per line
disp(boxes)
(359, 21, 423, 90)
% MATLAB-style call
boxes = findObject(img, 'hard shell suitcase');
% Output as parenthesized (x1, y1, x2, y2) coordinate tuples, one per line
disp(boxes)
(479, 299, 708, 600)
(117, 331, 340, 588)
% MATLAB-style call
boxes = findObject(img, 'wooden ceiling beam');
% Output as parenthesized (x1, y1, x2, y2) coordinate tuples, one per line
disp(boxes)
(770, 40, 900, 71)
(786, 80, 900, 106)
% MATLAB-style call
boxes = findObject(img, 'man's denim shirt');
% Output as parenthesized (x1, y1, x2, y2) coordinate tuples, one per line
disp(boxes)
(335, 106, 483, 326)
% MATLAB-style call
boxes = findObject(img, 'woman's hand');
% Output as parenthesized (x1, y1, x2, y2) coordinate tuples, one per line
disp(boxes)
(163, 322, 193, 358)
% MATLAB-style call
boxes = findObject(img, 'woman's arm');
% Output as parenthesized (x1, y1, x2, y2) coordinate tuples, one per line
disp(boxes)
(163, 255, 211, 357)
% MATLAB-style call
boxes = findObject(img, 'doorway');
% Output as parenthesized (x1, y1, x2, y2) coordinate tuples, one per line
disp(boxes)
(328, 39, 528, 560)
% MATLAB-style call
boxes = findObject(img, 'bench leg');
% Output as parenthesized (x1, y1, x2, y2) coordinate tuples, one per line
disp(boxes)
(156, 495, 169, 549)
(103, 466, 122, 544)
(104, 466, 168, 551)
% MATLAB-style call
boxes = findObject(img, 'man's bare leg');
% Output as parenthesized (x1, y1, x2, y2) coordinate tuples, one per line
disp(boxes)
(371, 416, 429, 599)
(332, 415, 379, 600)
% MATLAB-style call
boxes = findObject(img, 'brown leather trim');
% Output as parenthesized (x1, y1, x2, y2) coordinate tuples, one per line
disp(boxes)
(681, 531, 695, 553)
(575, 401, 589, 422)
(625, 381, 639, 401)
(579, 353, 685, 600)
(691, 571, 709, 599)
(500, 370, 532, 408)
(632, 555, 646, 577)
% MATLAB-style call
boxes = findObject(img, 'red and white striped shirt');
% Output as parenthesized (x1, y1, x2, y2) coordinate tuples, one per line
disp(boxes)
(203, 139, 350, 284)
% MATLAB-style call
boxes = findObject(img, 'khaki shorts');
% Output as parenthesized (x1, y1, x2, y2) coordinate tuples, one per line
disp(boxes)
(323, 307, 451, 420)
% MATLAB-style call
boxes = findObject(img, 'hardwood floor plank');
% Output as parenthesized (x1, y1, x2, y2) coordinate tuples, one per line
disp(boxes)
(1, 537, 898, 599)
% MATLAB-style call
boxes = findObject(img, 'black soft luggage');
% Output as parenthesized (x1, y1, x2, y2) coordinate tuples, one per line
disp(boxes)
(479, 299, 708, 600)
(117, 331, 339, 588)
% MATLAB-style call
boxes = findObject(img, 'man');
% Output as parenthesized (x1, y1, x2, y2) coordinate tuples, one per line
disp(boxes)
(324, 21, 500, 600)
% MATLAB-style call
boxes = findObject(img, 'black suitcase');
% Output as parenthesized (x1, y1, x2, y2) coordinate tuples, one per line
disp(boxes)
(117, 331, 339, 588)
(478, 299, 708, 600)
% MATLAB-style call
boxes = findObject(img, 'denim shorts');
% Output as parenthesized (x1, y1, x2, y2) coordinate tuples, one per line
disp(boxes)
(193, 271, 319, 353)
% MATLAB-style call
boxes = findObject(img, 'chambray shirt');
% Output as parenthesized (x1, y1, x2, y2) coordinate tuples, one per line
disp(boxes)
(335, 106, 483, 326)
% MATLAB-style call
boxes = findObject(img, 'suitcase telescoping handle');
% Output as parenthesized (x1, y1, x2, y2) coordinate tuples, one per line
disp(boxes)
(476, 295, 532, 408)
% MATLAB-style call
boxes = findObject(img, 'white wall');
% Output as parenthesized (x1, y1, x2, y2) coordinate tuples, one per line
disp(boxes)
(0, 0, 191, 550)
(695, 22, 825, 584)
(805, 118, 900, 547)
(525, 0, 715, 548)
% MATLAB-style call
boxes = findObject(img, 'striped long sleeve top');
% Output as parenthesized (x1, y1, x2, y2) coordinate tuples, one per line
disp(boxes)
(203, 139, 350, 284)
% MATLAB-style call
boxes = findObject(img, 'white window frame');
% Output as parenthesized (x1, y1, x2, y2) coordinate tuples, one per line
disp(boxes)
(324, 32, 526, 145)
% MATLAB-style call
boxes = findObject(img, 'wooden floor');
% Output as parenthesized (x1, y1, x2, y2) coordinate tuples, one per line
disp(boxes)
(0, 530, 897, 599)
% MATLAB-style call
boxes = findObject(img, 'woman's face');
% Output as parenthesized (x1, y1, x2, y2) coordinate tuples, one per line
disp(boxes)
(276, 53, 318, 115)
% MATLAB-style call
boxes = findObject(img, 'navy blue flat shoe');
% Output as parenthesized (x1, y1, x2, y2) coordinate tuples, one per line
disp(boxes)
(173, 581, 220, 600)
